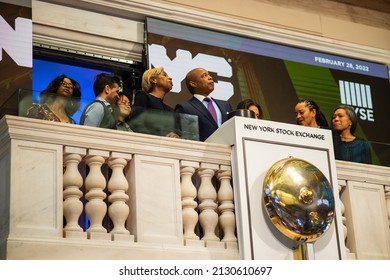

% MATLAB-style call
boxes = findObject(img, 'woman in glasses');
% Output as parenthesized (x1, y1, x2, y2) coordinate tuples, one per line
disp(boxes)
(27, 74, 82, 124)
(114, 92, 133, 132)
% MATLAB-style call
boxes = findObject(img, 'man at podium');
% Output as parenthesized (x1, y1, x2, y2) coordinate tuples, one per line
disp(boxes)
(175, 67, 232, 141)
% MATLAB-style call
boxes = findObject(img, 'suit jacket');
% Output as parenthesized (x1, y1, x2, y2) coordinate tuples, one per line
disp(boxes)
(175, 96, 232, 141)
(132, 90, 174, 112)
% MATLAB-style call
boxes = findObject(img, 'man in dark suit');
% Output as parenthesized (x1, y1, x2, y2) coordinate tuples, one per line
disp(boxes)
(175, 68, 232, 141)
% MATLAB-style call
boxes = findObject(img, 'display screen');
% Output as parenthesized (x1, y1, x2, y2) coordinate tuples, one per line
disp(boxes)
(145, 17, 390, 166)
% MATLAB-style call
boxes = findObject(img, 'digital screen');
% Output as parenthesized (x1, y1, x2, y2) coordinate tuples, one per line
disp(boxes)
(145, 17, 390, 166)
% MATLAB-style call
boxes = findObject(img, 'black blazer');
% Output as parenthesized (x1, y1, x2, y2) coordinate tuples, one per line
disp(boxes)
(132, 90, 174, 112)
(175, 96, 232, 141)
(129, 90, 179, 137)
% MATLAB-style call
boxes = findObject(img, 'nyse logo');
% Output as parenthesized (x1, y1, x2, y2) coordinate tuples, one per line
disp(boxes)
(339, 80, 374, 122)
(0, 16, 32, 67)
(148, 44, 233, 101)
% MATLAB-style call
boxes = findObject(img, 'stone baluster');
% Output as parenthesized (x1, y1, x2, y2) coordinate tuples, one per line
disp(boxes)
(385, 186, 390, 229)
(197, 163, 219, 241)
(180, 161, 200, 240)
(338, 181, 351, 254)
(84, 150, 109, 233)
(107, 152, 132, 235)
(63, 147, 86, 233)
(216, 165, 237, 242)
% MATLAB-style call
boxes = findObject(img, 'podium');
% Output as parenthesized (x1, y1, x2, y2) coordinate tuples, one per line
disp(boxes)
(207, 117, 347, 260)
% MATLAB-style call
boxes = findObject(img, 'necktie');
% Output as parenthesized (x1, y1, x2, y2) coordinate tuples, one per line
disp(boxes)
(204, 97, 218, 124)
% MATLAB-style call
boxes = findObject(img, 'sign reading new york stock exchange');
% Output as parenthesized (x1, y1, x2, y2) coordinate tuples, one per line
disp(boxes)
(242, 122, 327, 142)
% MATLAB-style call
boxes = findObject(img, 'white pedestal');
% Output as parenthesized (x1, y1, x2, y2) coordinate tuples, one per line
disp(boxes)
(207, 117, 347, 260)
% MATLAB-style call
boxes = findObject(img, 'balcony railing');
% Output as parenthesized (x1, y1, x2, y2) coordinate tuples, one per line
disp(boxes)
(0, 115, 238, 259)
(0, 115, 389, 259)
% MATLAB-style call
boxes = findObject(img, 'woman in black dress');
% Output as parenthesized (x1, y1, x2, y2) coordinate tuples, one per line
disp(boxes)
(130, 67, 180, 137)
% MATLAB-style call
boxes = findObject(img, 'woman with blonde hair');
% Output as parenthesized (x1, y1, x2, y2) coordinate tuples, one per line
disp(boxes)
(130, 67, 180, 138)
(133, 67, 174, 111)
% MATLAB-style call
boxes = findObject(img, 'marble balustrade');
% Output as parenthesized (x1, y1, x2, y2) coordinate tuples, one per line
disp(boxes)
(0, 115, 238, 259)
(62, 148, 237, 247)
(0, 115, 389, 259)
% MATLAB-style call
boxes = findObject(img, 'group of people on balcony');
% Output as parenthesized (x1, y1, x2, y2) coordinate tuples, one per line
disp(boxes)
(26, 66, 371, 164)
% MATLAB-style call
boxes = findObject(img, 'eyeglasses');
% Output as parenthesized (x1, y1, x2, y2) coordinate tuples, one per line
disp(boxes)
(60, 81, 74, 89)
(118, 101, 131, 106)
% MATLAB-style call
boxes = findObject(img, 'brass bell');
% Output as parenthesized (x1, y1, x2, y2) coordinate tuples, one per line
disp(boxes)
(263, 157, 335, 259)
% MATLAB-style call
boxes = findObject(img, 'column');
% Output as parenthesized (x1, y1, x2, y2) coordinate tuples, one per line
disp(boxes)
(84, 149, 108, 234)
(197, 163, 219, 242)
(217, 165, 237, 243)
(107, 152, 132, 236)
(63, 146, 86, 234)
(180, 160, 200, 240)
